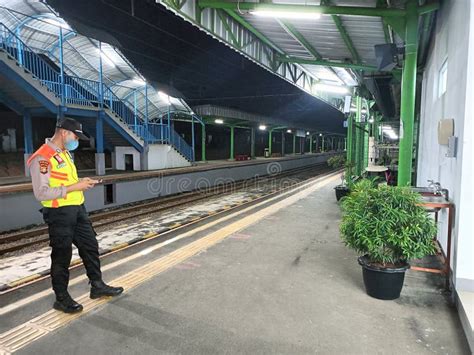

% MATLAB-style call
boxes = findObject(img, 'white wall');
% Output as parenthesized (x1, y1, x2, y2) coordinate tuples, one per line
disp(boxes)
(147, 144, 191, 170)
(114, 145, 191, 171)
(114, 146, 141, 171)
(417, 0, 474, 291)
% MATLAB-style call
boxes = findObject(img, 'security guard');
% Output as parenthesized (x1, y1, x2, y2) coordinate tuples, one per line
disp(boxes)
(28, 117, 123, 313)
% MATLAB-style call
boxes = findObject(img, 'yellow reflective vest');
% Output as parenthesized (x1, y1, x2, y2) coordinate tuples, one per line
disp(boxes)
(28, 144, 84, 208)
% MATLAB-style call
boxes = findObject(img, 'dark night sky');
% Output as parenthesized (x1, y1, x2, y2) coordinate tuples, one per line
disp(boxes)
(47, 0, 345, 133)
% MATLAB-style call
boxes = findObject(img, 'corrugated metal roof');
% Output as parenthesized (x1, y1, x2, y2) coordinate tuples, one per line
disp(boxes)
(227, 0, 399, 86)
(0, 0, 192, 116)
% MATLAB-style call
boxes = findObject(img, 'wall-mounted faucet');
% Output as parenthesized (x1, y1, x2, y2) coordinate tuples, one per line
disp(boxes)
(428, 180, 442, 195)
(427, 180, 449, 200)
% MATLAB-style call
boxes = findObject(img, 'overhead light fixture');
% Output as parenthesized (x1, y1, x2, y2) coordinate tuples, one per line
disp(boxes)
(368, 118, 374, 123)
(382, 125, 398, 139)
(259, 125, 267, 131)
(287, 129, 292, 133)
(215, 119, 224, 124)
(132, 78, 146, 86)
(158, 91, 171, 104)
(314, 83, 349, 94)
(44, 18, 71, 30)
(349, 108, 368, 113)
(306, 131, 310, 135)
(100, 51, 116, 68)
(251, 10, 321, 20)
(319, 133, 323, 137)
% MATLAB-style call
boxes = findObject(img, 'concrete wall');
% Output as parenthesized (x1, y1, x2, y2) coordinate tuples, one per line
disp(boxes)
(147, 144, 191, 170)
(0, 153, 336, 232)
(417, 0, 474, 293)
(114, 146, 141, 171)
(115, 144, 191, 171)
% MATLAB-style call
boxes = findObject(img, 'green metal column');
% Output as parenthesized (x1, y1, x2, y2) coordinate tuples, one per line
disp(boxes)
(364, 125, 369, 169)
(354, 96, 362, 175)
(348, 114, 354, 162)
(398, 0, 419, 186)
(363, 99, 369, 169)
(378, 115, 381, 142)
(230, 126, 235, 160)
(201, 124, 206, 162)
(292, 134, 296, 154)
(309, 135, 312, 153)
(321, 136, 325, 152)
(268, 129, 272, 155)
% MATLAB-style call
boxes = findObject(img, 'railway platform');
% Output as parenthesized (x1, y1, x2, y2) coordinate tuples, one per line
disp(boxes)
(0, 172, 469, 354)
(0, 154, 333, 189)
(0, 153, 337, 233)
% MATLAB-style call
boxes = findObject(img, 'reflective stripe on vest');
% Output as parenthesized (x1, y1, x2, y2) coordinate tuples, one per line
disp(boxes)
(28, 144, 84, 208)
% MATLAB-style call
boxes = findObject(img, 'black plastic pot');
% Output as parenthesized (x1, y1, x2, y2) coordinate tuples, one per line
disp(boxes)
(334, 185, 350, 201)
(358, 255, 410, 300)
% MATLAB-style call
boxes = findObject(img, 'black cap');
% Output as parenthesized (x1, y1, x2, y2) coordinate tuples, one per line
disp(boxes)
(56, 118, 88, 140)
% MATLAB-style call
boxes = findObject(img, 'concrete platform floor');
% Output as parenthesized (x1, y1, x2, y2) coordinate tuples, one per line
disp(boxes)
(14, 179, 470, 354)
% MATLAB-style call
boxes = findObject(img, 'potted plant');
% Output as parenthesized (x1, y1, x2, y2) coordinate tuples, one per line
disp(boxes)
(334, 161, 355, 201)
(340, 179, 437, 300)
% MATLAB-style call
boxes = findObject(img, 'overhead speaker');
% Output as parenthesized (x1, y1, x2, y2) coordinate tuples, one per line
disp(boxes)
(374, 43, 398, 71)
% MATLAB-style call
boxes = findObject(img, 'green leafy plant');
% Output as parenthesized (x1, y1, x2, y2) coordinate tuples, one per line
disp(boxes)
(340, 179, 437, 266)
(339, 162, 359, 188)
(327, 155, 346, 169)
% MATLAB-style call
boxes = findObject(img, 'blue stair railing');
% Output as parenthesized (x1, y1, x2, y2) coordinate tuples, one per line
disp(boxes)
(0, 22, 194, 161)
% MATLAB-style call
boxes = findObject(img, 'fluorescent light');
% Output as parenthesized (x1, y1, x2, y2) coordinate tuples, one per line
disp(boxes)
(251, 10, 321, 20)
(158, 91, 171, 104)
(349, 108, 367, 113)
(382, 126, 398, 139)
(287, 129, 292, 133)
(215, 119, 224, 124)
(44, 18, 71, 30)
(314, 83, 348, 94)
(132, 78, 146, 86)
(100, 51, 116, 68)
(259, 125, 266, 131)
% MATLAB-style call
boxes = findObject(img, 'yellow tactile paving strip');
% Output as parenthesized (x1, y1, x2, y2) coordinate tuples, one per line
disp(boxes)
(0, 174, 338, 354)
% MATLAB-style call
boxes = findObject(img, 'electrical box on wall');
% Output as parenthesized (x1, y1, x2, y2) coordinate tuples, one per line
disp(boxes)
(438, 119, 454, 145)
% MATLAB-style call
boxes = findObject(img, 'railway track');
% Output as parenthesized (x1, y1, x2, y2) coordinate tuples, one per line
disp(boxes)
(0, 163, 336, 255)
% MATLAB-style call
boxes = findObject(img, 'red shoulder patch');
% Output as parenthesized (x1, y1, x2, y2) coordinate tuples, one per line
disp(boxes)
(39, 160, 49, 175)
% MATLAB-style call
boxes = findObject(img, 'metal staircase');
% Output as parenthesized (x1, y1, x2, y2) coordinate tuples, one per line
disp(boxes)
(0, 23, 194, 162)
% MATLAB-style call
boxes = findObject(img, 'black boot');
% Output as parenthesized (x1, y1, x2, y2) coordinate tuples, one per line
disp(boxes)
(54, 292, 83, 313)
(90, 280, 124, 299)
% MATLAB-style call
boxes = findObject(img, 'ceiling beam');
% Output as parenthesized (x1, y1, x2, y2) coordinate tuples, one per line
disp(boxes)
(223, 9, 283, 54)
(321, 0, 361, 64)
(199, 1, 439, 17)
(277, 20, 346, 84)
(199, 1, 407, 17)
(377, 0, 393, 44)
(277, 56, 379, 72)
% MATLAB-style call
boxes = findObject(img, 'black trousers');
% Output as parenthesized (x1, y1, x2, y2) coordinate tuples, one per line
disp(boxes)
(42, 204, 102, 294)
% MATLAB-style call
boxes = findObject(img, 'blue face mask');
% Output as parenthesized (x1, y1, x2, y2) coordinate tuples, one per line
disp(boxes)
(64, 137, 79, 151)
